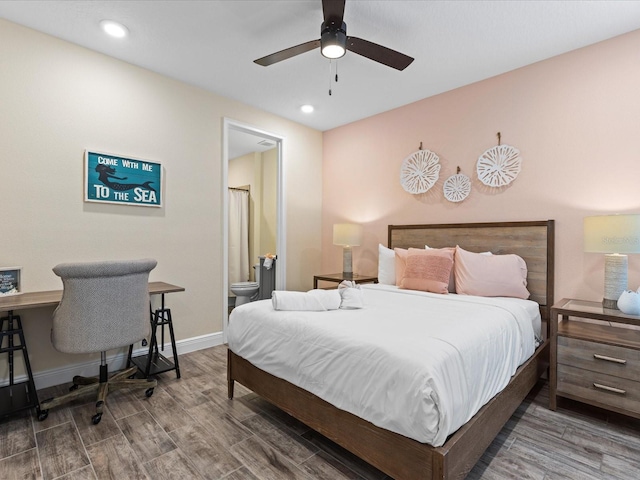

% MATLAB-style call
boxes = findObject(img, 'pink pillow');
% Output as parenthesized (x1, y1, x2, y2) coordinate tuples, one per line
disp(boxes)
(394, 248, 408, 286)
(425, 246, 456, 292)
(399, 248, 453, 294)
(454, 246, 530, 299)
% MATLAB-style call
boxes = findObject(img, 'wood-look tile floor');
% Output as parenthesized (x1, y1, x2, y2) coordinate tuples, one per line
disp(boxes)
(1, 344, 640, 479)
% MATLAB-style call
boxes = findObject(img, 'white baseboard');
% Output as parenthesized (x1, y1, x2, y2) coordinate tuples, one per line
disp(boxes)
(29, 331, 224, 390)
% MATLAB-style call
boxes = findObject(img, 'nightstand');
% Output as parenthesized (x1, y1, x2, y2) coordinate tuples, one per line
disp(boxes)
(313, 273, 378, 289)
(550, 298, 640, 419)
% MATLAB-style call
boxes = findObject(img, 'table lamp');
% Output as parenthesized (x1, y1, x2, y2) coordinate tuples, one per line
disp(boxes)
(333, 223, 363, 276)
(584, 214, 640, 309)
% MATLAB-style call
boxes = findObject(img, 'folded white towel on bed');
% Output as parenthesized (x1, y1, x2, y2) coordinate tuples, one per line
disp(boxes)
(338, 280, 364, 309)
(337, 280, 359, 289)
(272, 289, 341, 311)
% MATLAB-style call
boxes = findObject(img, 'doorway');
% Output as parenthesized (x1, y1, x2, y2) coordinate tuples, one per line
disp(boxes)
(222, 118, 285, 342)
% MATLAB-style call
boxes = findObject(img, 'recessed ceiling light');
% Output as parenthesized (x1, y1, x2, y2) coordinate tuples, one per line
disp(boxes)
(100, 20, 129, 38)
(301, 105, 314, 113)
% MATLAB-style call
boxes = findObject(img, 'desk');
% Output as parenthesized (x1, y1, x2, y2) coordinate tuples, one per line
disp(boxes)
(0, 281, 184, 419)
(0, 282, 184, 313)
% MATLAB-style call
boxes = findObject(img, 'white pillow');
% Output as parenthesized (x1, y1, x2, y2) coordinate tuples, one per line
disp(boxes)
(378, 244, 396, 285)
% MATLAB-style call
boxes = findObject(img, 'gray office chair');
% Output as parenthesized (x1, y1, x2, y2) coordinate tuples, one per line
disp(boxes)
(39, 259, 158, 424)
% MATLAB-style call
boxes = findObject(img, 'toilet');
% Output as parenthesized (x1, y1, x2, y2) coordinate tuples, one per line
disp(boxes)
(230, 264, 260, 307)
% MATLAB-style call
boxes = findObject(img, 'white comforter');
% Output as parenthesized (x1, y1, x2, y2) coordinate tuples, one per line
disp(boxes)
(227, 284, 539, 447)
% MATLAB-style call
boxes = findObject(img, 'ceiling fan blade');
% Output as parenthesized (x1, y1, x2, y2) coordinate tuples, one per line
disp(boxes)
(254, 39, 321, 66)
(322, 0, 345, 24)
(346, 36, 414, 71)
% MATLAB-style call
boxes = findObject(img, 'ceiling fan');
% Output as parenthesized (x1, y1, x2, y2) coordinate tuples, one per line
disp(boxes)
(254, 0, 414, 71)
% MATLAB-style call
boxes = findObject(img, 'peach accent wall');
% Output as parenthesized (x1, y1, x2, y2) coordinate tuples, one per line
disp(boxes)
(322, 29, 640, 303)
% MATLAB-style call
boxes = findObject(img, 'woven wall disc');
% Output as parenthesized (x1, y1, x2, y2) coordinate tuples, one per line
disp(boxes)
(400, 149, 441, 194)
(476, 144, 521, 187)
(443, 173, 471, 202)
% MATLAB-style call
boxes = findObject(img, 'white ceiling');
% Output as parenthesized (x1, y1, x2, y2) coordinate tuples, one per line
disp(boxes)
(1, 1, 640, 132)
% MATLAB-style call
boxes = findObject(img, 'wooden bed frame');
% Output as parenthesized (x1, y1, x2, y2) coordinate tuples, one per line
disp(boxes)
(228, 220, 555, 479)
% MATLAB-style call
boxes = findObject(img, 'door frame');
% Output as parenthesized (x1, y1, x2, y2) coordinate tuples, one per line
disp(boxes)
(222, 118, 286, 342)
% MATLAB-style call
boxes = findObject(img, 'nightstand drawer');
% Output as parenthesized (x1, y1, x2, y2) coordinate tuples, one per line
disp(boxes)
(557, 364, 640, 416)
(558, 336, 640, 382)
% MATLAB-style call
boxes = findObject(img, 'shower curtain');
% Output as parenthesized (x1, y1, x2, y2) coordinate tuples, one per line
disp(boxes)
(228, 188, 250, 294)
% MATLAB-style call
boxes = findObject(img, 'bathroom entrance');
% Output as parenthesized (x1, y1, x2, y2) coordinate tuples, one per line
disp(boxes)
(222, 119, 285, 339)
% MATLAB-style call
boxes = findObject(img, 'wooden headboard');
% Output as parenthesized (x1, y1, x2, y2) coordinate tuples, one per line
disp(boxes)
(388, 220, 555, 321)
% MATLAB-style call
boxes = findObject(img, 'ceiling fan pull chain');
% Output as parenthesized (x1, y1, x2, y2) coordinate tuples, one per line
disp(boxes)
(329, 59, 333, 95)
(336, 61, 339, 83)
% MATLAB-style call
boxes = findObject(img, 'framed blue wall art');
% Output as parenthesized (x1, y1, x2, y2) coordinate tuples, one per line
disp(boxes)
(0, 267, 21, 296)
(84, 150, 163, 207)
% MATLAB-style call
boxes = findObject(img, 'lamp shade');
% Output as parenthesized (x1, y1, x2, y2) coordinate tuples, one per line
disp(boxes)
(584, 214, 640, 253)
(333, 223, 363, 247)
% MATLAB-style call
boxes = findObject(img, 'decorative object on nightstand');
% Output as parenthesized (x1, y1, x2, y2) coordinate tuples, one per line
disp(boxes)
(333, 223, 363, 275)
(584, 214, 640, 309)
(617, 289, 640, 315)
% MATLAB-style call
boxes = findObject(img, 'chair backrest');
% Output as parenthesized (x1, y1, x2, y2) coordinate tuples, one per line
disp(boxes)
(51, 259, 157, 354)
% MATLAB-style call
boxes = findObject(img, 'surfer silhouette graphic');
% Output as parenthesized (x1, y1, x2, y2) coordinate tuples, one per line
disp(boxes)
(95, 164, 156, 193)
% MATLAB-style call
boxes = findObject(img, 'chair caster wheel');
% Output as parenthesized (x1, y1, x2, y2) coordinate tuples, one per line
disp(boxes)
(37, 409, 48, 421)
(69, 384, 79, 392)
(91, 413, 102, 425)
(145, 388, 154, 398)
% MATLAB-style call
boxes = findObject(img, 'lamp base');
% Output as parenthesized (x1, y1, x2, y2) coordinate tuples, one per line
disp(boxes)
(342, 246, 353, 275)
(603, 253, 628, 310)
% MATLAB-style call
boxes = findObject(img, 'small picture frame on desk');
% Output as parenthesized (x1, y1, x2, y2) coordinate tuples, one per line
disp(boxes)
(0, 267, 21, 296)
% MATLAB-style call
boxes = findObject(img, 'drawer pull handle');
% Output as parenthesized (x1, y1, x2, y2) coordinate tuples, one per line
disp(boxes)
(593, 383, 626, 395)
(593, 354, 626, 365)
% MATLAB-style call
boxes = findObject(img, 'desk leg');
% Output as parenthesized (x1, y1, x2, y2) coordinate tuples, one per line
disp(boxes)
(146, 306, 159, 378)
(126, 344, 134, 369)
(0, 311, 41, 418)
(129, 295, 180, 379)
(8, 314, 14, 386)
(161, 307, 180, 378)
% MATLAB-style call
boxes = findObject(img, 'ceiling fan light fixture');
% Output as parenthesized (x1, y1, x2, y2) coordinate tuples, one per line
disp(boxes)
(320, 21, 347, 59)
(322, 44, 345, 59)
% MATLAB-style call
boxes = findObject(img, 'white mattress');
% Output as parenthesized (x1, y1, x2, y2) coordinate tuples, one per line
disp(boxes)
(227, 284, 540, 447)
